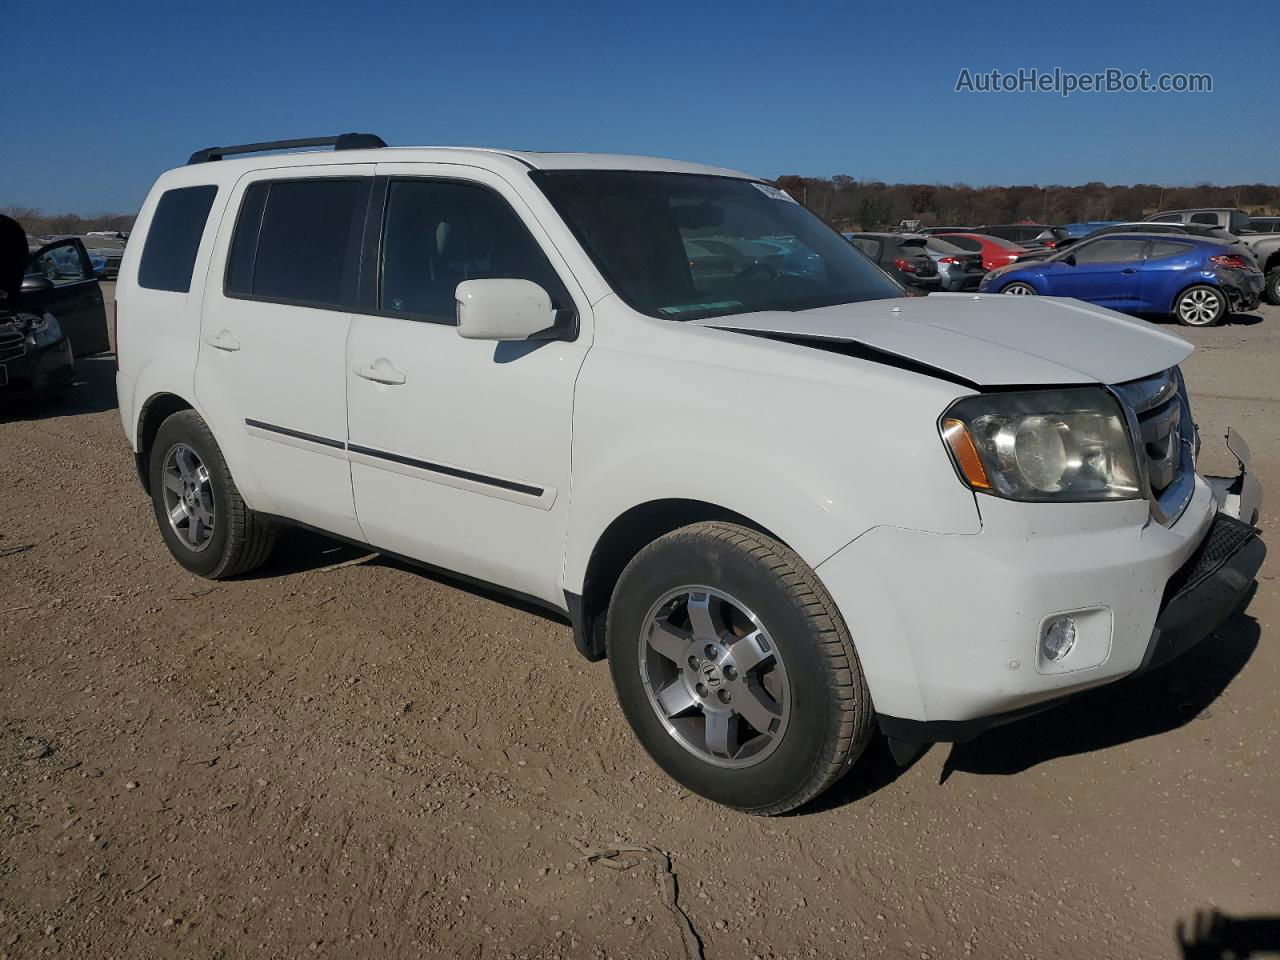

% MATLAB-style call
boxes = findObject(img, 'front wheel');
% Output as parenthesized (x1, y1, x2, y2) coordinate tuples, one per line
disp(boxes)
(149, 410, 275, 578)
(1174, 285, 1226, 326)
(606, 522, 874, 815)
(1001, 282, 1037, 296)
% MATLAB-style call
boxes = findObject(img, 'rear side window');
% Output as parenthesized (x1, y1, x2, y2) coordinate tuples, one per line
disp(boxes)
(226, 178, 368, 309)
(1073, 238, 1148, 263)
(1189, 212, 1219, 225)
(1147, 240, 1193, 259)
(138, 185, 218, 292)
(849, 237, 881, 259)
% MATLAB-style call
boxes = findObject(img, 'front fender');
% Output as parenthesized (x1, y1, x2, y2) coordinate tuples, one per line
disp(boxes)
(562, 317, 982, 592)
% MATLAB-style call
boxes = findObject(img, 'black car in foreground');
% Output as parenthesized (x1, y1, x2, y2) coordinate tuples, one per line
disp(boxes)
(1, 215, 110, 400)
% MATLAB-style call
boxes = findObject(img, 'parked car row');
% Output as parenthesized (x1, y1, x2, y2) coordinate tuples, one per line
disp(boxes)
(852, 206, 1279, 325)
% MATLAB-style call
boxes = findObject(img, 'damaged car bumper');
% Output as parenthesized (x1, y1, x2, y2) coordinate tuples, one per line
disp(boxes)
(817, 430, 1264, 750)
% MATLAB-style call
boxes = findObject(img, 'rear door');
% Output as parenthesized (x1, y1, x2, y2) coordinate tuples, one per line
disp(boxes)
(1048, 237, 1147, 307)
(194, 167, 373, 541)
(25, 238, 111, 355)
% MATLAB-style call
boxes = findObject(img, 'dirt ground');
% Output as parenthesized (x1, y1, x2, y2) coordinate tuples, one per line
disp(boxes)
(2, 286, 1277, 960)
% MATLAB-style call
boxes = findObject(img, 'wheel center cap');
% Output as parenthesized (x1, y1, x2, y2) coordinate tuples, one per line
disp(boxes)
(700, 662, 724, 689)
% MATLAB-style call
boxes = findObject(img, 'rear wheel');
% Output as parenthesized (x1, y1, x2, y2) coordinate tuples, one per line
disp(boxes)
(149, 410, 275, 578)
(1174, 285, 1226, 327)
(606, 522, 874, 815)
(1001, 282, 1037, 295)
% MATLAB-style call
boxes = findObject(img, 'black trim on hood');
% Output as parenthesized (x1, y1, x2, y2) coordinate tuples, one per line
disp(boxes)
(723, 328, 979, 389)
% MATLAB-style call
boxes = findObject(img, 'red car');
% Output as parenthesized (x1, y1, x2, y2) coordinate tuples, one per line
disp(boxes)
(932, 233, 1029, 271)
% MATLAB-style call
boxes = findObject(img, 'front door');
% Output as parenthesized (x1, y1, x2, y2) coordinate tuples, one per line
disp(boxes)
(25, 238, 111, 355)
(344, 166, 592, 604)
(194, 167, 373, 541)
(1046, 237, 1147, 308)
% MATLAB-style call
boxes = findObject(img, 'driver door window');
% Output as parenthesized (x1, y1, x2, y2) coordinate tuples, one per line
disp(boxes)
(31, 242, 88, 285)
(379, 179, 570, 325)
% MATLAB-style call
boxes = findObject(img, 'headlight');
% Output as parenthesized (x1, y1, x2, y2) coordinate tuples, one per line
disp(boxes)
(29, 313, 63, 348)
(940, 388, 1141, 502)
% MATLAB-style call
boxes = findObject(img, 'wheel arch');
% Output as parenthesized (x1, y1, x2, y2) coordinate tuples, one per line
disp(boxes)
(133, 392, 195, 493)
(1166, 278, 1224, 316)
(567, 498, 787, 662)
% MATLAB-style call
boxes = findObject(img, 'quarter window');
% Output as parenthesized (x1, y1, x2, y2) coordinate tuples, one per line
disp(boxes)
(378, 179, 570, 324)
(138, 185, 218, 292)
(226, 178, 367, 309)
(1147, 240, 1193, 259)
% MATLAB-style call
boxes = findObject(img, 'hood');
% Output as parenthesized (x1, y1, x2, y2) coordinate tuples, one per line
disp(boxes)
(693, 293, 1192, 387)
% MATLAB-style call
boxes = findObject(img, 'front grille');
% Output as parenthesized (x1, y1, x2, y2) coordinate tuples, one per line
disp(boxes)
(1161, 513, 1258, 603)
(0, 325, 25, 363)
(1111, 368, 1196, 525)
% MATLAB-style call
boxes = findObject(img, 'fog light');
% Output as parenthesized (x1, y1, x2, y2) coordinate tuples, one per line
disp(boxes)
(1040, 616, 1077, 662)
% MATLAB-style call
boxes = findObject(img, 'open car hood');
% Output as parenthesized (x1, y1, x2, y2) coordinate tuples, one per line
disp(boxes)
(694, 293, 1193, 387)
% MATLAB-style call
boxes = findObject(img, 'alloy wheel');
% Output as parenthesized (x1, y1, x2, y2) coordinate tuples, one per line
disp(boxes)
(161, 442, 215, 551)
(1003, 283, 1036, 295)
(1177, 287, 1223, 325)
(638, 586, 791, 768)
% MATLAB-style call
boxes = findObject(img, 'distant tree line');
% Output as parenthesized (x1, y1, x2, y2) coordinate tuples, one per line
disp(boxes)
(2, 206, 136, 238)
(771, 177, 1280, 231)
(6, 178, 1280, 239)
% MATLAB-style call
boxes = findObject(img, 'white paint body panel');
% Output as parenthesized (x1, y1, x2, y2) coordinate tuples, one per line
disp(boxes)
(116, 144, 1222, 726)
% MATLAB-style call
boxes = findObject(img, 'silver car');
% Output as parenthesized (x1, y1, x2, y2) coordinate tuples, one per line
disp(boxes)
(903, 235, 986, 291)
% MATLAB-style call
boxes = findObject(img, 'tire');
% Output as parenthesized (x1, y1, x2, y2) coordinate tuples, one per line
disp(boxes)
(148, 410, 275, 578)
(1174, 284, 1226, 327)
(1265, 268, 1280, 306)
(606, 521, 874, 815)
(1001, 282, 1037, 296)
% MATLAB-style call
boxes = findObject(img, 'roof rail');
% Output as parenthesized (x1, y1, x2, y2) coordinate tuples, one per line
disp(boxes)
(187, 133, 387, 165)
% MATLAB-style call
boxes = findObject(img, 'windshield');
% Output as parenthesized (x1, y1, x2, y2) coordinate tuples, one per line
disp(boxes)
(532, 171, 901, 321)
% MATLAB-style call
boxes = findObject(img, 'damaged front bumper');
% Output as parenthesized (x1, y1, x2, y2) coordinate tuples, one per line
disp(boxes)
(838, 429, 1265, 754)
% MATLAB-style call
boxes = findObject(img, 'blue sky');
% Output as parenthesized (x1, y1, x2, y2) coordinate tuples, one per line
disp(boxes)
(5, 0, 1276, 212)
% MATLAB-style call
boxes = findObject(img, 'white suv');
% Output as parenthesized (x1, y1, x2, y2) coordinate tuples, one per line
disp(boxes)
(116, 134, 1265, 814)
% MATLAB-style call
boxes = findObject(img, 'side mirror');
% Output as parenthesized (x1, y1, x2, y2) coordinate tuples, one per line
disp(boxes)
(21, 275, 54, 294)
(455, 279, 558, 341)
(1060, 254, 1076, 266)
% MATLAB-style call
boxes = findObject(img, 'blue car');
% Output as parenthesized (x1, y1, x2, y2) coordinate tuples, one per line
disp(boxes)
(979, 233, 1264, 327)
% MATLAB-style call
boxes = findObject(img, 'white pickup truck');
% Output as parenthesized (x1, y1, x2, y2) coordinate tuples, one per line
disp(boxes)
(115, 135, 1265, 813)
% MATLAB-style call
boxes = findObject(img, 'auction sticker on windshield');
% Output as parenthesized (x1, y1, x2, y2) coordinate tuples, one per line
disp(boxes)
(751, 183, 798, 203)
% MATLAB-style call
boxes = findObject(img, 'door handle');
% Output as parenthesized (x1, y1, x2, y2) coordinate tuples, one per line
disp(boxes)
(354, 359, 407, 385)
(204, 330, 241, 352)
(1122, 268, 1138, 274)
